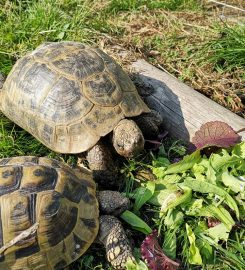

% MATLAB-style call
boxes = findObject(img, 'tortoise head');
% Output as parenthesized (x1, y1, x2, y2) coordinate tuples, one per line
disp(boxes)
(112, 119, 145, 158)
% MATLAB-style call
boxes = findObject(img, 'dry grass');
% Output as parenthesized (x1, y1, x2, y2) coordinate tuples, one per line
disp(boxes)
(98, 1, 245, 117)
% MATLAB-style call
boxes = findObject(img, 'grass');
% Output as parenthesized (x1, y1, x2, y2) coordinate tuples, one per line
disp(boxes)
(0, 0, 244, 269)
(111, 8, 244, 116)
(199, 23, 245, 71)
(106, 0, 203, 12)
(0, 114, 50, 157)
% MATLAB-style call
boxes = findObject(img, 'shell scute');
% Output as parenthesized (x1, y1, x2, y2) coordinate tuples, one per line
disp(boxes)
(54, 168, 95, 204)
(95, 49, 136, 92)
(0, 166, 22, 196)
(34, 45, 64, 62)
(54, 260, 67, 270)
(84, 72, 122, 106)
(17, 62, 57, 108)
(6, 56, 33, 89)
(120, 92, 150, 116)
(53, 122, 100, 154)
(83, 105, 124, 137)
(38, 76, 92, 124)
(51, 49, 104, 80)
(19, 166, 58, 193)
(40, 124, 54, 145)
(1, 192, 35, 253)
(37, 191, 78, 248)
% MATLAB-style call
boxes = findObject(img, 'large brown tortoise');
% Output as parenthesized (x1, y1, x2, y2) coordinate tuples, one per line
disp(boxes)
(0, 156, 134, 270)
(0, 42, 161, 182)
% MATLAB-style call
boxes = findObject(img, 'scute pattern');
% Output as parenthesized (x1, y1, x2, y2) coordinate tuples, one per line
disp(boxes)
(39, 76, 93, 124)
(83, 105, 124, 137)
(0, 166, 22, 195)
(0, 41, 150, 153)
(51, 49, 104, 80)
(19, 166, 58, 193)
(0, 157, 99, 270)
(83, 72, 122, 106)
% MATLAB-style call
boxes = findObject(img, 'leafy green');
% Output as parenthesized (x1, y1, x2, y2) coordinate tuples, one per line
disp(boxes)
(162, 228, 177, 259)
(160, 186, 192, 215)
(184, 178, 239, 219)
(232, 142, 245, 158)
(205, 205, 235, 230)
(148, 186, 177, 206)
(163, 150, 201, 175)
(186, 223, 202, 265)
(125, 260, 148, 270)
(164, 209, 184, 229)
(196, 238, 214, 265)
(210, 149, 241, 171)
(221, 171, 245, 194)
(133, 182, 155, 213)
(121, 210, 152, 234)
(203, 223, 230, 242)
(128, 142, 245, 269)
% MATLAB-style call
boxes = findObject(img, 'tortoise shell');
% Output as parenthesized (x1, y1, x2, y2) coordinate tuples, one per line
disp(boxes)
(0, 42, 149, 153)
(0, 156, 99, 270)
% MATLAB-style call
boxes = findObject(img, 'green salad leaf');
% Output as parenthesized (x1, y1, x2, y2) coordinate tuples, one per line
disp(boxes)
(184, 178, 239, 219)
(163, 150, 201, 175)
(133, 182, 155, 213)
(121, 210, 152, 235)
(186, 223, 202, 265)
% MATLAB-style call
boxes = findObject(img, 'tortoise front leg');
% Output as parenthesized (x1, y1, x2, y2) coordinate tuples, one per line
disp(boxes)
(98, 215, 135, 269)
(86, 140, 119, 187)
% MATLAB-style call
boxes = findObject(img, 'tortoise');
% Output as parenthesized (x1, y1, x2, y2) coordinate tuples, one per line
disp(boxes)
(0, 42, 161, 181)
(0, 156, 135, 270)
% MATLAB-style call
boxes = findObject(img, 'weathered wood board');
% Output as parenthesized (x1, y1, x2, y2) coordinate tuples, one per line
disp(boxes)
(131, 59, 245, 142)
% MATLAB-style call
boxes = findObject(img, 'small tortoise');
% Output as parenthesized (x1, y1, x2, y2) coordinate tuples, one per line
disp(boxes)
(0, 156, 134, 270)
(0, 42, 162, 159)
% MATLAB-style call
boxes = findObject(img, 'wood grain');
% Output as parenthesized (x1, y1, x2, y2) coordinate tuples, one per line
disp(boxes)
(131, 59, 245, 142)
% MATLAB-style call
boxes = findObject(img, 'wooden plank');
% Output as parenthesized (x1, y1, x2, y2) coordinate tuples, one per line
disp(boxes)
(131, 59, 245, 142)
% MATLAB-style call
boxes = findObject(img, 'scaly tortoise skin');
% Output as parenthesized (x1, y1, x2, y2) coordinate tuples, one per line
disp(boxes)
(0, 42, 149, 154)
(0, 156, 133, 270)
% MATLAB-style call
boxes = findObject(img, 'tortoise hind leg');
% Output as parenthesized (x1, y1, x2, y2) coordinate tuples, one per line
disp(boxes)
(98, 215, 135, 269)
